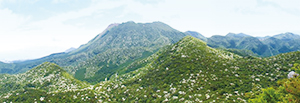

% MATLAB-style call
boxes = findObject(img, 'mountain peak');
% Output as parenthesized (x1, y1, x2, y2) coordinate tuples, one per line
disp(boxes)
(176, 36, 207, 49)
(226, 33, 251, 38)
(29, 62, 64, 73)
(184, 31, 207, 41)
(273, 32, 300, 41)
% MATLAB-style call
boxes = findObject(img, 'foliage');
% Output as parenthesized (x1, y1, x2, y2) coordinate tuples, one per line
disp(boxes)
(207, 32, 300, 57)
(92, 36, 300, 102)
(0, 62, 88, 95)
(249, 63, 300, 103)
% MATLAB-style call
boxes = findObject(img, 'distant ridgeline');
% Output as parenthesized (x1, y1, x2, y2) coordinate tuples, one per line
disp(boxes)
(1, 36, 300, 102)
(207, 32, 300, 57)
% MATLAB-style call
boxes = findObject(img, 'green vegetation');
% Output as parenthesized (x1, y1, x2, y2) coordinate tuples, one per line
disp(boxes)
(95, 36, 298, 102)
(207, 32, 300, 57)
(0, 62, 88, 95)
(248, 63, 300, 102)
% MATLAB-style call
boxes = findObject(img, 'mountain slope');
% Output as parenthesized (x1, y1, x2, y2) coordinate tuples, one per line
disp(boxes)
(0, 62, 15, 74)
(0, 62, 88, 95)
(64, 21, 187, 83)
(93, 36, 300, 102)
(272, 32, 300, 41)
(0, 62, 94, 102)
(0, 23, 121, 74)
(207, 33, 271, 56)
(261, 32, 300, 55)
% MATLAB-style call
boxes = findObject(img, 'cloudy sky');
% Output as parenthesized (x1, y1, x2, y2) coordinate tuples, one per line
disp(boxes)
(0, 0, 300, 61)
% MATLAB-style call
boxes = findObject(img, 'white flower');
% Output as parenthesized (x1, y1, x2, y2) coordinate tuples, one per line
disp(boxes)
(172, 96, 178, 99)
(40, 97, 45, 101)
(163, 98, 169, 102)
(206, 94, 210, 99)
(288, 71, 299, 79)
(255, 78, 260, 81)
(73, 95, 77, 99)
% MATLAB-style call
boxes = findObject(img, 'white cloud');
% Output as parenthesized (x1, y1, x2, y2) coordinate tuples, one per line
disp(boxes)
(0, 8, 29, 31)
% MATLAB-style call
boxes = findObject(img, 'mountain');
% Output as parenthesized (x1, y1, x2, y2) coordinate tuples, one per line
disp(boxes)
(70, 21, 187, 83)
(272, 32, 300, 41)
(207, 32, 300, 57)
(0, 21, 187, 84)
(184, 31, 207, 41)
(207, 33, 271, 56)
(0, 61, 15, 74)
(260, 32, 300, 55)
(226, 33, 251, 38)
(1, 36, 300, 102)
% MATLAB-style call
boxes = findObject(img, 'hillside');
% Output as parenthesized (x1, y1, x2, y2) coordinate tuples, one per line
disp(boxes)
(0, 62, 88, 95)
(92, 36, 300, 102)
(0, 62, 95, 102)
(0, 62, 15, 74)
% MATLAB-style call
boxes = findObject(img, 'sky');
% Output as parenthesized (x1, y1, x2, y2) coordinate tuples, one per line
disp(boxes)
(0, 0, 300, 62)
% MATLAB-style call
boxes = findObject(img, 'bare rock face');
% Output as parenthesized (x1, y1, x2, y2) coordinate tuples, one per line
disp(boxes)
(288, 71, 299, 79)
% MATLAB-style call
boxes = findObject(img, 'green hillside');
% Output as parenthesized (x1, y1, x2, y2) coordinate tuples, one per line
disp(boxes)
(92, 36, 300, 102)
(0, 62, 88, 95)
